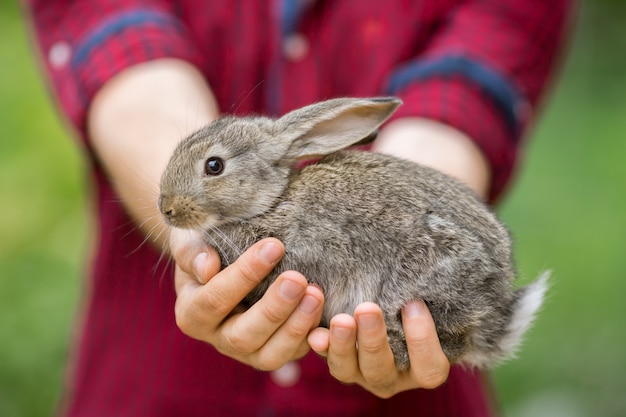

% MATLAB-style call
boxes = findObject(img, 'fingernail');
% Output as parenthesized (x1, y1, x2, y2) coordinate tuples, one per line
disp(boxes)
(259, 240, 283, 264)
(298, 294, 321, 314)
(332, 326, 351, 341)
(280, 279, 304, 301)
(193, 252, 208, 277)
(404, 300, 426, 318)
(357, 313, 380, 330)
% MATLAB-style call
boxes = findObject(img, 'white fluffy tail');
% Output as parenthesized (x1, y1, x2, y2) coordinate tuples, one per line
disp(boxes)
(499, 271, 550, 357)
(458, 271, 550, 369)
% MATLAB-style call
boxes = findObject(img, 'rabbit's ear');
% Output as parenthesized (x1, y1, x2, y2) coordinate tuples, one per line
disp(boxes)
(273, 97, 402, 161)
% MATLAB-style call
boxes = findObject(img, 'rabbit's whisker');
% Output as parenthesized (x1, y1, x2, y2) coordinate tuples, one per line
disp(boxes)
(202, 228, 233, 267)
(203, 224, 244, 267)
(126, 217, 164, 257)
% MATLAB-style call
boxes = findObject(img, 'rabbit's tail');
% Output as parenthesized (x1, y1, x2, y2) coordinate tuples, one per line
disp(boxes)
(460, 271, 549, 369)
(498, 270, 550, 361)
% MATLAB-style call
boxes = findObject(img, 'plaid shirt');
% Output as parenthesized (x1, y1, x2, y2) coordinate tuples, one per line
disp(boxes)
(24, 1, 572, 416)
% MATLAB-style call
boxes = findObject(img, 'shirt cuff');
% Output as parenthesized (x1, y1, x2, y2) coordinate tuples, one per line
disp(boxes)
(385, 76, 518, 201)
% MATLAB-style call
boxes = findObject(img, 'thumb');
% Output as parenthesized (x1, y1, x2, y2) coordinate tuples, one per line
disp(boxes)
(169, 228, 218, 283)
(191, 251, 222, 284)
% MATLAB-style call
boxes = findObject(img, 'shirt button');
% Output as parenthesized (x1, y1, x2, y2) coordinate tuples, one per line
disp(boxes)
(48, 41, 72, 69)
(283, 33, 309, 62)
(270, 361, 301, 387)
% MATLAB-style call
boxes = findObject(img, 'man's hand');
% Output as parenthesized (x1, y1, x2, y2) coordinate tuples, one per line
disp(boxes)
(308, 301, 450, 398)
(171, 231, 325, 371)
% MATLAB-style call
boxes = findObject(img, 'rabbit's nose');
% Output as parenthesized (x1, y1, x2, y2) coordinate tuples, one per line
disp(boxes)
(158, 195, 176, 220)
(161, 207, 179, 226)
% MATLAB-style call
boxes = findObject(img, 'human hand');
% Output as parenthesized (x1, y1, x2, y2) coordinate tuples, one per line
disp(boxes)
(308, 301, 450, 398)
(170, 230, 325, 370)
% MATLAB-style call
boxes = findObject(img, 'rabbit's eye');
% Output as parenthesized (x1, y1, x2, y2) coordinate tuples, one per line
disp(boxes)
(205, 157, 225, 176)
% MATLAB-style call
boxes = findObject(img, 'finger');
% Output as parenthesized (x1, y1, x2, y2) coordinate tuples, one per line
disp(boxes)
(174, 238, 285, 341)
(192, 250, 222, 284)
(168, 227, 221, 285)
(325, 314, 360, 383)
(173, 265, 211, 339)
(402, 300, 450, 389)
(252, 282, 325, 370)
(173, 249, 221, 296)
(308, 327, 331, 357)
(168, 228, 207, 276)
(221, 271, 310, 357)
(354, 303, 398, 388)
(199, 238, 285, 315)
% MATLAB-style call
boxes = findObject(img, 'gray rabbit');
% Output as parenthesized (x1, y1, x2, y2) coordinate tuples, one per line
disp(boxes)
(158, 97, 548, 371)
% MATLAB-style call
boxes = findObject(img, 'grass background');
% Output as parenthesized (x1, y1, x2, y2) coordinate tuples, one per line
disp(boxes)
(1, 1, 625, 416)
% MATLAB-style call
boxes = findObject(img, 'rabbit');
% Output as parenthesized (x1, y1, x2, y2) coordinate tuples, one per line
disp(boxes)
(158, 97, 548, 371)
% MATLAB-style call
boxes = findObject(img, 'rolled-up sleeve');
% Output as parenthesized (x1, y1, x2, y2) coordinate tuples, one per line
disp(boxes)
(384, 0, 574, 199)
(23, 0, 205, 139)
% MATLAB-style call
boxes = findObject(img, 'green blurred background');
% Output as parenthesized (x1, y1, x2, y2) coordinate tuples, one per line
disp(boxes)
(1, 1, 625, 416)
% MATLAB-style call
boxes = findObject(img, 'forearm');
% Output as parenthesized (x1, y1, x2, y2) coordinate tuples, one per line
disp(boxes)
(373, 117, 491, 200)
(87, 59, 219, 247)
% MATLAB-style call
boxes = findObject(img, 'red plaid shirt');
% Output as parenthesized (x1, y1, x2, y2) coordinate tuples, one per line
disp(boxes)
(24, 1, 572, 416)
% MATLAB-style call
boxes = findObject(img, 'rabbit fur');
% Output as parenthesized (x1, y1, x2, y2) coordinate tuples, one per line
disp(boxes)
(158, 97, 548, 371)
